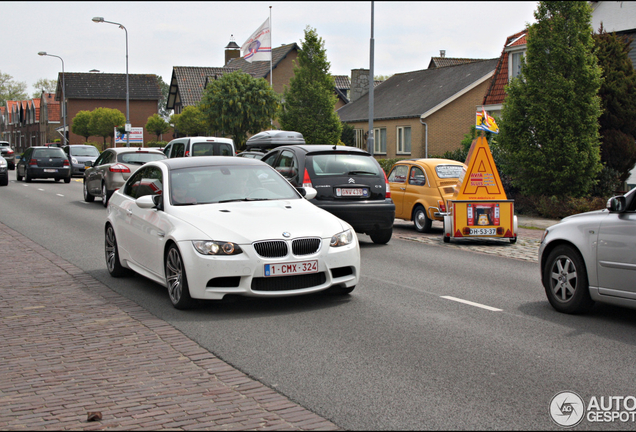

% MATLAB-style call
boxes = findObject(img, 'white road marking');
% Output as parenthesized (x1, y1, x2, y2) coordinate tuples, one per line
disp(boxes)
(56, 194, 64, 197)
(440, 295, 502, 312)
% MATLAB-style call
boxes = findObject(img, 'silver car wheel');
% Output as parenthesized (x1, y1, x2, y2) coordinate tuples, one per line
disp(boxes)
(549, 254, 577, 302)
(102, 183, 108, 207)
(166, 247, 184, 304)
(104, 224, 129, 277)
(414, 206, 432, 233)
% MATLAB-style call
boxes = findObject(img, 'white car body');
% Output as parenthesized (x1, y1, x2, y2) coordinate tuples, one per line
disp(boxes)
(105, 157, 360, 308)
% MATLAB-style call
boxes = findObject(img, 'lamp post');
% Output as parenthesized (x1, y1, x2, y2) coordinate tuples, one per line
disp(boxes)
(38, 51, 66, 146)
(92, 17, 130, 147)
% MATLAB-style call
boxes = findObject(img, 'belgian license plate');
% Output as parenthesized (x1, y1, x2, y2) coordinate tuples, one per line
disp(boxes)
(336, 188, 365, 197)
(44, 169, 58, 173)
(264, 260, 318, 277)
(469, 228, 496, 236)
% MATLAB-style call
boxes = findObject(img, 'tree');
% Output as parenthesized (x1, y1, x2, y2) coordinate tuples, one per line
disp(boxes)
(156, 75, 171, 120)
(593, 26, 636, 188)
(89, 107, 126, 149)
(278, 26, 342, 145)
(170, 105, 207, 137)
(146, 113, 170, 141)
(340, 122, 355, 146)
(498, 1, 602, 198)
(199, 71, 279, 149)
(31, 78, 57, 98)
(71, 110, 93, 142)
(0, 71, 28, 106)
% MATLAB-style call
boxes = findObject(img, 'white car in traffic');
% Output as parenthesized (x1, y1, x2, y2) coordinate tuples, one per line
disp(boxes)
(105, 156, 360, 309)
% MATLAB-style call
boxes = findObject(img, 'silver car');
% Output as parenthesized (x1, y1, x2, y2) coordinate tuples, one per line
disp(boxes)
(0, 141, 15, 170)
(539, 187, 636, 313)
(84, 147, 166, 207)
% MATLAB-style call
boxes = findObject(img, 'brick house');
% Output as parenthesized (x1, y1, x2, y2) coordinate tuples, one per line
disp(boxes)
(1, 95, 61, 154)
(167, 43, 299, 115)
(58, 72, 161, 145)
(337, 58, 498, 159)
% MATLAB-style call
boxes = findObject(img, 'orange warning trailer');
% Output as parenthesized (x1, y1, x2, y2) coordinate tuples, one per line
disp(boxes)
(442, 135, 517, 243)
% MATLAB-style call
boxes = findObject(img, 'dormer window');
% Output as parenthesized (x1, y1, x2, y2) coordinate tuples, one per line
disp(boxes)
(508, 49, 525, 80)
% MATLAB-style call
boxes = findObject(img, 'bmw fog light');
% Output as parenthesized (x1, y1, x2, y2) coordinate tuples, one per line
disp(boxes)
(193, 241, 243, 255)
(330, 229, 353, 247)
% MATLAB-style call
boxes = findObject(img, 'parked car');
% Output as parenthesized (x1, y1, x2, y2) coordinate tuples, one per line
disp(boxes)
(0, 156, 8, 186)
(105, 156, 360, 309)
(163, 137, 235, 158)
(260, 144, 395, 244)
(539, 187, 636, 314)
(388, 158, 466, 233)
(16, 146, 71, 183)
(63, 144, 100, 176)
(84, 147, 167, 207)
(0, 141, 16, 170)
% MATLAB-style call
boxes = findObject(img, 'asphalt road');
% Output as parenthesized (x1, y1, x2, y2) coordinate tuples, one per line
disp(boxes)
(2, 174, 636, 430)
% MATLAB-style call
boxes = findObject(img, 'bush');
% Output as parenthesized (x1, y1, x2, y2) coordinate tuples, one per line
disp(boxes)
(512, 194, 607, 219)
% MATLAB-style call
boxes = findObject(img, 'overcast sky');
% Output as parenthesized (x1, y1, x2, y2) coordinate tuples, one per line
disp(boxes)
(3, 1, 538, 96)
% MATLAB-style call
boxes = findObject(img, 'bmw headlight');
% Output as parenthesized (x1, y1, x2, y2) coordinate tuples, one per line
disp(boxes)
(330, 229, 353, 247)
(192, 240, 243, 255)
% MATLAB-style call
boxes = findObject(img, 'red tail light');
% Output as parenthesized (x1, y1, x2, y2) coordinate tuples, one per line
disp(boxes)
(29, 159, 37, 166)
(302, 168, 313, 188)
(438, 200, 446, 213)
(383, 170, 391, 199)
(63, 159, 70, 166)
(7, 150, 14, 156)
(109, 163, 131, 173)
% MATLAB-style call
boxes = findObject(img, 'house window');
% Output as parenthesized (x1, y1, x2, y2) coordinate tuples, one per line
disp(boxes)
(509, 50, 525, 79)
(397, 126, 411, 154)
(373, 128, 386, 154)
(354, 128, 366, 149)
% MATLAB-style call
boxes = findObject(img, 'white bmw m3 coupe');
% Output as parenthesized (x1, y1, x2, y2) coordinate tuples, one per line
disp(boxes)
(105, 156, 360, 309)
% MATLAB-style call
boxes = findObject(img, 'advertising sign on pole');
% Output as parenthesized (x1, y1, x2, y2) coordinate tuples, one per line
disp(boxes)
(114, 127, 143, 146)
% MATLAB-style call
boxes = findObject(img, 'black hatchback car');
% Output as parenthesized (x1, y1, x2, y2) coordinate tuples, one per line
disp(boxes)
(16, 146, 72, 183)
(261, 145, 395, 244)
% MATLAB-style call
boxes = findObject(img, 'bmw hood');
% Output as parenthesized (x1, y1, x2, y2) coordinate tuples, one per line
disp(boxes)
(170, 199, 351, 243)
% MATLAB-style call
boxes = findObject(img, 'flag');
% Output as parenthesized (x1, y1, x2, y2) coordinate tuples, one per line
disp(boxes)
(241, 18, 271, 63)
(476, 108, 499, 134)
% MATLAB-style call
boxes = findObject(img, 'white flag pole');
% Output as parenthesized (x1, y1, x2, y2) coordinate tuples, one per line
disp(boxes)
(269, 6, 273, 88)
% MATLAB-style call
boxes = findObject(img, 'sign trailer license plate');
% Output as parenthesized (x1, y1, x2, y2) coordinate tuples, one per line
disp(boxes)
(264, 260, 318, 277)
(469, 228, 497, 236)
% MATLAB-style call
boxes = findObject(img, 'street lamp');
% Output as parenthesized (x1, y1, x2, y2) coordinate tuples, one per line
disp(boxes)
(92, 16, 130, 147)
(38, 51, 66, 146)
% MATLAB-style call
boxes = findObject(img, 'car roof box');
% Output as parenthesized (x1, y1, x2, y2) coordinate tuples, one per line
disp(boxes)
(245, 130, 305, 150)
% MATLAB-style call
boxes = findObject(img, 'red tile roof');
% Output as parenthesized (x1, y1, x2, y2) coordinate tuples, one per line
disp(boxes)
(482, 29, 527, 106)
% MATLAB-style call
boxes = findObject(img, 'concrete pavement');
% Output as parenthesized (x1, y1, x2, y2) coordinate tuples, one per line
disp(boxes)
(0, 215, 558, 430)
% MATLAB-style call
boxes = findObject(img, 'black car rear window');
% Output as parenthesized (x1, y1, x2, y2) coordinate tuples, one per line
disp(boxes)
(308, 153, 381, 176)
(118, 152, 166, 164)
(33, 148, 65, 158)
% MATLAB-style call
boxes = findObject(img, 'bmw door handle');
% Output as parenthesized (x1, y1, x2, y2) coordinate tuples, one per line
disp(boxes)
(126, 209, 133, 217)
(157, 232, 165, 238)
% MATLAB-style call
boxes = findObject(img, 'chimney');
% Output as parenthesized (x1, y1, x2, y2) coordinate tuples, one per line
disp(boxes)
(350, 68, 370, 103)
(225, 35, 241, 65)
(440, 50, 446, 58)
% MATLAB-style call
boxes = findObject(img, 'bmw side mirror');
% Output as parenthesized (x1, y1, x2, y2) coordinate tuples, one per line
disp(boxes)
(606, 195, 626, 213)
(152, 193, 163, 210)
(297, 187, 317, 200)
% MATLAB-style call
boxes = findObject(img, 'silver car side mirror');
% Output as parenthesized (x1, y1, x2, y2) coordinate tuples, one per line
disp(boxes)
(606, 195, 626, 213)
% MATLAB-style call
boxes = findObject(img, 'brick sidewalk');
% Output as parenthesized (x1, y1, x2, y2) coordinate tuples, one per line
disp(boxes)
(0, 222, 339, 431)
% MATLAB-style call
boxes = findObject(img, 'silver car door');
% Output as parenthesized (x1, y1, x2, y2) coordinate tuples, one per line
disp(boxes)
(597, 204, 636, 294)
